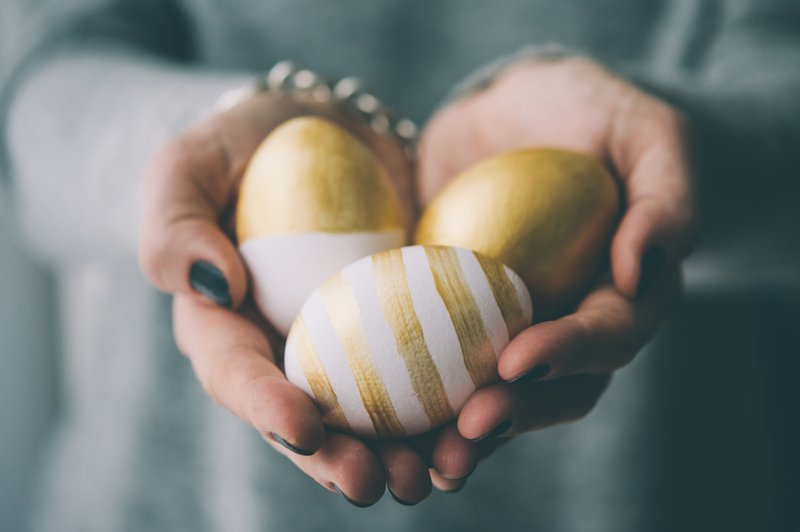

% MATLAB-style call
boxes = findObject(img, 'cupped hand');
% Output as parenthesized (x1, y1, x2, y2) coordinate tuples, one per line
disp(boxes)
(417, 56, 699, 485)
(138, 92, 435, 506)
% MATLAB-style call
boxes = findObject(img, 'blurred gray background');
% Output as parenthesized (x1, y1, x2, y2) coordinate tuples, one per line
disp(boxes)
(0, 215, 56, 532)
(1, 1, 799, 530)
(1, 5, 56, 531)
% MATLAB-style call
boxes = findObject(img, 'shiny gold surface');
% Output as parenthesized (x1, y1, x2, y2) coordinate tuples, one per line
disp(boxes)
(237, 116, 404, 243)
(475, 253, 529, 339)
(424, 247, 497, 387)
(416, 148, 619, 308)
(371, 249, 454, 428)
(320, 271, 405, 438)
(289, 315, 351, 432)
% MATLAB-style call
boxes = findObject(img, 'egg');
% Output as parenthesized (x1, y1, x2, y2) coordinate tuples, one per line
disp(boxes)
(415, 148, 619, 312)
(283, 245, 533, 439)
(236, 117, 406, 335)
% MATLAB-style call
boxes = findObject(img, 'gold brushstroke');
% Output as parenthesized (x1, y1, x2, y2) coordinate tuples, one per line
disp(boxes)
(424, 247, 496, 387)
(320, 272, 405, 438)
(475, 253, 531, 338)
(237, 117, 404, 242)
(289, 315, 351, 432)
(371, 249, 454, 429)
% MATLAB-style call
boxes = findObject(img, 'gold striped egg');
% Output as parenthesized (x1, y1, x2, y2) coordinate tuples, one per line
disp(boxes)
(416, 148, 619, 313)
(236, 116, 406, 335)
(283, 245, 533, 439)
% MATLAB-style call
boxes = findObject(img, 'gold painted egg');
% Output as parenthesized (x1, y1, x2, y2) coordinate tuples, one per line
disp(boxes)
(415, 148, 619, 312)
(236, 116, 406, 335)
(283, 245, 533, 439)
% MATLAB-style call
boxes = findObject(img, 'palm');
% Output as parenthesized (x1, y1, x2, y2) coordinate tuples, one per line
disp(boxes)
(413, 56, 696, 458)
(419, 58, 640, 205)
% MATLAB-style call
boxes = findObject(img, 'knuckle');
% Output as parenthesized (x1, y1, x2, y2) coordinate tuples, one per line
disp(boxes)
(198, 362, 225, 406)
(196, 348, 248, 412)
(137, 223, 176, 288)
(239, 374, 277, 428)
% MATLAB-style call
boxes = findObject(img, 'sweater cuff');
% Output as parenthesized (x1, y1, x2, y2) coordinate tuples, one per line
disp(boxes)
(442, 43, 580, 106)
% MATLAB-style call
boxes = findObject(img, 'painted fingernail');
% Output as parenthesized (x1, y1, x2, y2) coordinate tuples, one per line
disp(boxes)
(469, 419, 513, 442)
(333, 484, 376, 508)
(636, 246, 666, 300)
(269, 432, 315, 456)
(509, 363, 551, 384)
(388, 486, 418, 506)
(190, 260, 232, 308)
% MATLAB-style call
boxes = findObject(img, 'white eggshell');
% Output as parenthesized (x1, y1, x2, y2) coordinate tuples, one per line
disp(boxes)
(240, 230, 405, 335)
(236, 116, 407, 333)
(284, 245, 533, 439)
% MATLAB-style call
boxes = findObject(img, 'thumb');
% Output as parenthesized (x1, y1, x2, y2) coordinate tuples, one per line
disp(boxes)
(609, 104, 700, 299)
(139, 128, 248, 308)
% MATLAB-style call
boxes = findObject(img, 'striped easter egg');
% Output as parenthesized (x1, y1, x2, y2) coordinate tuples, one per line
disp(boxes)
(284, 245, 533, 439)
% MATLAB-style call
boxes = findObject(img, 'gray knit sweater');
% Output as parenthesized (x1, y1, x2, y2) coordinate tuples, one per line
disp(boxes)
(1, 1, 799, 531)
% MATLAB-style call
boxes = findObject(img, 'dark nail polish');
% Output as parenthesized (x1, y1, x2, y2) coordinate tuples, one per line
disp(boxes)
(469, 419, 513, 443)
(636, 246, 666, 300)
(269, 432, 315, 456)
(388, 487, 418, 506)
(189, 261, 232, 308)
(509, 363, 551, 384)
(334, 484, 375, 508)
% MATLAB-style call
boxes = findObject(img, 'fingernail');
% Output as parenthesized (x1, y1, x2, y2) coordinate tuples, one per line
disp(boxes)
(269, 432, 315, 456)
(388, 486, 418, 506)
(469, 419, 513, 443)
(439, 465, 477, 482)
(509, 363, 551, 384)
(440, 473, 470, 482)
(636, 246, 666, 300)
(333, 484, 375, 508)
(444, 480, 467, 494)
(190, 261, 232, 308)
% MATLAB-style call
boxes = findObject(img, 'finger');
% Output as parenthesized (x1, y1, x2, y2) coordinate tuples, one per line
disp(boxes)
(430, 423, 480, 482)
(458, 374, 611, 441)
(266, 430, 386, 507)
(402, 422, 479, 482)
(139, 94, 333, 307)
(173, 295, 325, 454)
(140, 127, 249, 307)
(498, 265, 680, 383)
(373, 442, 432, 505)
(609, 99, 700, 298)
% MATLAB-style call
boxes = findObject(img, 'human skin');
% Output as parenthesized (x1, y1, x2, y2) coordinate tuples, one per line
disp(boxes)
(416, 56, 699, 491)
(138, 56, 698, 505)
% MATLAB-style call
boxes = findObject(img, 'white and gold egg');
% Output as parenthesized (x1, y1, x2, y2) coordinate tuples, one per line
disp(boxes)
(283, 245, 532, 439)
(236, 116, 406, 335)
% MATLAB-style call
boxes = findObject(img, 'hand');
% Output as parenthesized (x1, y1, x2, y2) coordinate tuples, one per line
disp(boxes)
(138, 92, 438, 506)
(417, 56, 699, 479)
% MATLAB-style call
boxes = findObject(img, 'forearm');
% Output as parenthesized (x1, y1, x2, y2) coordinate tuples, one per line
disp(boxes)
(6, 48, 252, 259)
